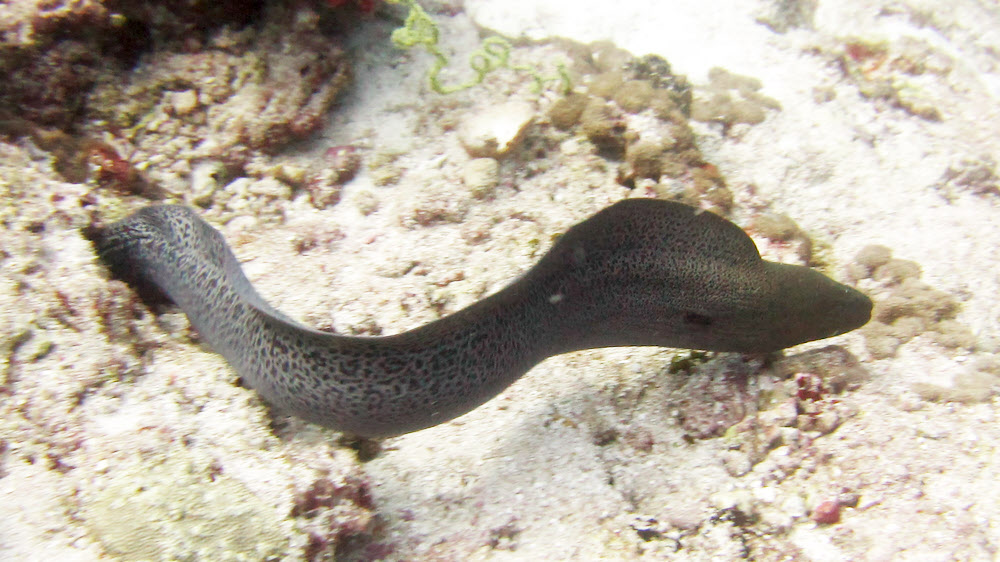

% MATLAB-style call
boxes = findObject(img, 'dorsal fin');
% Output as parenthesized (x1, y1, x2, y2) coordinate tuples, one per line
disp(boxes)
(556, 198, 761, 266)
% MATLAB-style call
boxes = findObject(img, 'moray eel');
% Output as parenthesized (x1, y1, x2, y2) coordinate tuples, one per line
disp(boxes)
(91, 199, 871, 437)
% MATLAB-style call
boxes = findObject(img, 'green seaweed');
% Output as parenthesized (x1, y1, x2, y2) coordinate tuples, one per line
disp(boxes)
(387, 0, 570, 94)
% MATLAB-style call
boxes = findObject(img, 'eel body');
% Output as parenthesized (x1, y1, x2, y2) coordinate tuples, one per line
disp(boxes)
(92, 199, 871, 437)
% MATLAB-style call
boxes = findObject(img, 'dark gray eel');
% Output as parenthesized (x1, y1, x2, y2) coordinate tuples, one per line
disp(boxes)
(91, 199, 871, 437)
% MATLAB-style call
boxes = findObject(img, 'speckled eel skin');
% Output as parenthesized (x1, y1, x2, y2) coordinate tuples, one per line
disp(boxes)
(92, 199, 871, 437)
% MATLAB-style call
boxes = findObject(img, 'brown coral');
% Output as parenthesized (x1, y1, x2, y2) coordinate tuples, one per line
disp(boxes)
(850, 245, 976, 359)
(1, 0, 350, 210)
(0, 0, 273, 129)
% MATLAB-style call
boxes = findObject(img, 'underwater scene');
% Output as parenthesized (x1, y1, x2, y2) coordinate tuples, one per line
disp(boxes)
(2, 0, 999, 559)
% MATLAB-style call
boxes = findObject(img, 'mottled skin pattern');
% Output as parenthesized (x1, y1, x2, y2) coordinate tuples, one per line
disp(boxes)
(92, 199, 872, 437)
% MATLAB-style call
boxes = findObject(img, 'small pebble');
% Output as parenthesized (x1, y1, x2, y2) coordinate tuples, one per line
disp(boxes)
(462, 158, 500, 199)
(354, 190, 379, 215)
(753, 213, 800, 241)
(855, 245, 892, 270)
(458, 101, 535, 158)
(170, 90, 200, 116)
(189, 161, 225, 206)
(810, 499, 841, 524)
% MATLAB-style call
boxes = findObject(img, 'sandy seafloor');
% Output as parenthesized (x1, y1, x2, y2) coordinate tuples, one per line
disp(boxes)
(3, 0, 1000, 560)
